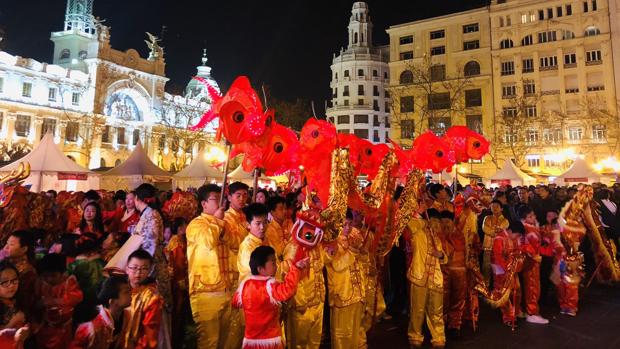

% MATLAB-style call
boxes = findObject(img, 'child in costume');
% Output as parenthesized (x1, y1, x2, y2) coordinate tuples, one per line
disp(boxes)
(0, 260, 30, 348)
(492, 222, 524, 326)
(233, 245, 309, 349)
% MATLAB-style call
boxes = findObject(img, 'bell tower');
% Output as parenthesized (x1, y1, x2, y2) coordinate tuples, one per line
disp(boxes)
(50, 0, 98, 71)
(348, 2, 373, 49)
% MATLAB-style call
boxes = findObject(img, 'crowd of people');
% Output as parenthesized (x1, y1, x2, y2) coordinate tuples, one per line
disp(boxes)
(0, 179, 618, 349)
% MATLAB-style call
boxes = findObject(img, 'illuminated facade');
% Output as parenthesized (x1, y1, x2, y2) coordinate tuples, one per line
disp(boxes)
(0, 0, 218, 170)
(389, 0, 620, 179)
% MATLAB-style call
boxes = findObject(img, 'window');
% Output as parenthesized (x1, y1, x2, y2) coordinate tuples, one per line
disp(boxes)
(401, 119, 414, 139)
(133, 129, 141, 145)
(430, 30, 445, 40)
(584, 1, 589, 12)
(562, 30, 575, 40)
(506, 15, 512, 26)
(429, 117, 451, 135)
(373, 115, 381, 127)
(354, 115, 369, 123)
(338, 115, 350, 124)
(357, 85, 364, 95)
(344, 70, 350, 77)
(547, 8, 554, 19)
(66, 122, 79, 142)
(586, 50, 602, 62)
(22, 82, 32, 97)
(557, 6, 563, 17)
(430, 65, 446, 81)
(521, 13, 528, 24)
(428, 92, 450, 110)
(502, 84, 516, 98)
(48, 88, 57, 102)
(500, 39, 514, 49)
(592, 125, 606, 142)
(399, 35, 413, 44)
(0, 112, 3, 131)
(564, 53, 577, 65)
(400, 96, 414, 112)
(522, 35, 533, 46)
(464, 61, 480, 76)
(569, 127, 583, 142)
(78, 50, 87, 60)
(504, 131, 517, 144)
(373, 70, 378, 77)
(524, 81, 536, 95)
(540, 56, 558, 69)
(526, 105, 538, 117)
(354, 129, 369, 139)
(527, 156, 541, 167)
(358, 69, 364, 76)
(543, 128, 563, 143)
(59, 49, 70, 60)
(567, 4, 572, 15)
(102, 125, 111, 143)
(373, 85, 379, 96)
(463, 40, 479, 50)
(503, 107, 517, 118)
(545, 158, 561, 168)
(373, 100, 380, 111)
(334, 72, 338, 80)
(399, 70, 413, 84)
(430, 46, 445, 56)
(158, 135, 166, 149)
(117, 127, 126, 144)
(526, 129, 539, 144)
(344, 100, 350, 106)
(385, 90, 390, 98)
(385, 101, 390, 112)
(357, 99, 364, 106)
(15, 115, 31, 137)
(332, 88, 337, 98)
(499, 17, 504, 27)
(41, 118, 56, 138)
(465, 89, 482, 107)
(539, 9, 545, 20)
(400, 51, 414, 60)
(100, 158, 106, 168)
(593, 0, 597, 11)
(522, 58, 534, 73)
(538, 31, 557, 43)
(384, 72, 388, 79)
(463, 23, 479, 33)
(343, 86, 349, 96)
(501, 61, 515, 75)
(72, 92, 80, 106)
(585, 26, 600, 36)
(466, 115, 483, 134)
(0, 77, 4, 93)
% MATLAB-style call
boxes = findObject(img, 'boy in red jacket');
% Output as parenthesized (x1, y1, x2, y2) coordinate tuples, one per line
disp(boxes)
(233, 245, 309, 349)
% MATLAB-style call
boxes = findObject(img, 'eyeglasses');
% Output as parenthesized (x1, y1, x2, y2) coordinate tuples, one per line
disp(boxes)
(127, 266, 151, 273)
(0, 278, 18, 288)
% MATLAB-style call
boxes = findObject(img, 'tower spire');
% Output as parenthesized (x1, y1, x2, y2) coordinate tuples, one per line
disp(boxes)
(348, 2, 373, 49)
(64, 0, 96, 36)
(202, 48, 208, 66)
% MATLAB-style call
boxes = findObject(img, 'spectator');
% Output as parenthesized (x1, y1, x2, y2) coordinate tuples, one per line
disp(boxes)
(255, 189, 269, 204)
(0, 260, 30, 348)
(595, 189, 620, 245)
(77, 202, 105, 239)
(531, 186, 558, 225)
(2, 230, 38, 319)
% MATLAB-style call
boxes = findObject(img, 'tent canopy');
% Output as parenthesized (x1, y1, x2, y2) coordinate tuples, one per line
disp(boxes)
(489, 159, 536, 185)
(228, 165, 255, 180)
(0, 132, 91, 174)
(104, 141, 169, 177)
(556, 158, 604, 183)
(174, 155, 223, 179)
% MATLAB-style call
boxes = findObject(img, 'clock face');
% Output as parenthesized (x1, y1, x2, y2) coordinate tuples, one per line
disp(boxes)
(104, 91, 142, 122)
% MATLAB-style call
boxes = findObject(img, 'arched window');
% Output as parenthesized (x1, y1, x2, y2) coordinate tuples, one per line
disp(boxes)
(100, 158, 106, 168)
(499, 17, 504, 27)
(78, 50, 87, 60)
(521, 34, 533, 46)
(399, 70, 414, 84)
(361, 33, 364, 43)
(500, 39, 514, 49)
(464, 61, 481, 76)
(354, 32, 358, 44)
(585, 26, 600, 36)
(115, 159, 121, 166)
(133, 129, 141, 145)
(60, 49, 70, 60)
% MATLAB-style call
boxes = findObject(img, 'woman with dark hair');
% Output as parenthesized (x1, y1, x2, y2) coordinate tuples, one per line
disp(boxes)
(119, 191, 140, 234)
(0, 260, 30, 348)
(77, 202, 105, 239)
(254, 189, 269, 204)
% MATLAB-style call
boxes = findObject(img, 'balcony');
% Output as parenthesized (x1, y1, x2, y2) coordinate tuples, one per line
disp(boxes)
(564, 63, 577, 69)
(540, 65, 558, 71)
(541, 90, 560, 96)
(586, 60, 602, 66)
(565, 88, 579, 94)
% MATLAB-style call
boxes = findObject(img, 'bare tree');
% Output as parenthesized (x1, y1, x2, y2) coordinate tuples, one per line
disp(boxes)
(389, 55, 474, 142)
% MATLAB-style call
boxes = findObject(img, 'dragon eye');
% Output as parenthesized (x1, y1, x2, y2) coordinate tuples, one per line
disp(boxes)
(265, 115, 273, 127)
(311, 130, 319, 138)
(232, 111, 244, 123)
(366, 149, 372, 156)
(473, 141, 481, 148)
(273, 142, 284, 153)
(304, 232, 314, 241)
(435, 150, 444, 157)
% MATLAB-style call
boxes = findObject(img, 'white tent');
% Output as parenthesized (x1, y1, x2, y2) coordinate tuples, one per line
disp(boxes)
(0, 133, 99, 192)
(228, 165, 276, 189)
(555, 158, 610, 185)
(100, 141, 171, 190)
(489, 159, 536, 186)
(172, 155, 223, 190)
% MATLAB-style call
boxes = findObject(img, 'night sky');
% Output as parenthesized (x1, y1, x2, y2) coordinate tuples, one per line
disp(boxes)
(1, 0, 487, 114)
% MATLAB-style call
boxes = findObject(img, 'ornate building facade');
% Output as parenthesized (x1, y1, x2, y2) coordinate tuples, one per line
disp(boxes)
(388, 0, 620, 179)
(326, 2, 391, 143)
(0, 0, 218, 170)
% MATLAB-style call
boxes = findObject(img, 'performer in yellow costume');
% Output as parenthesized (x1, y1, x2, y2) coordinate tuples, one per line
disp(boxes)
(265, 196, 290, 263)
(186, 184, 234, 349)
(237, 203, 270, 283)
(325, 225, 365, 349)
(406, 210, 447, 349)
(482, 200, 510, 283)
